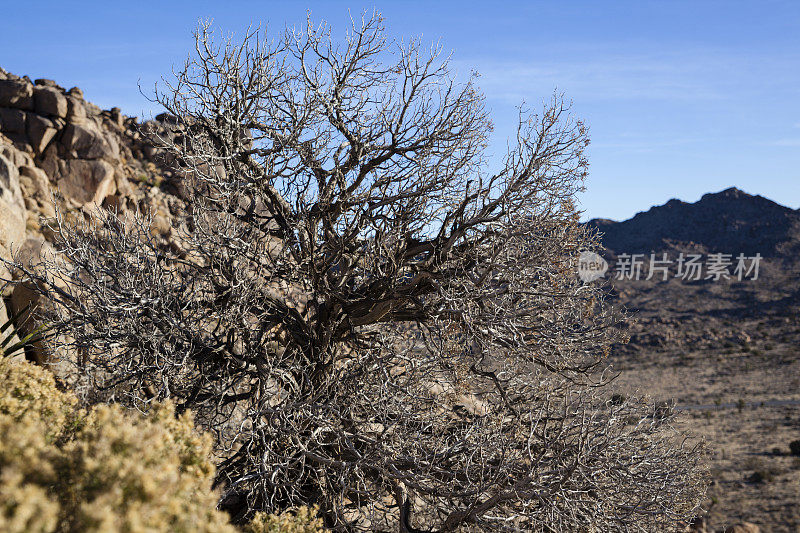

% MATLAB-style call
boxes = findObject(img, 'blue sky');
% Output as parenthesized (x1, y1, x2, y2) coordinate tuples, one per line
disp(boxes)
(1, 1, 798, 220)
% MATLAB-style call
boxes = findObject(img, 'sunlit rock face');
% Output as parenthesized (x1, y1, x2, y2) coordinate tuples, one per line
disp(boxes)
(0, 67, 189, 367)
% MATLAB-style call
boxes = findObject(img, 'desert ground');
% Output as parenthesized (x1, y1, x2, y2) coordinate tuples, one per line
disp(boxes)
(609, 303, 800, 532)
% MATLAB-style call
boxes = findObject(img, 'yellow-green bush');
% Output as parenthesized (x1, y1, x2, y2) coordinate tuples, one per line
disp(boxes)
(0, 353, 75, 440)
(245, 507, 324, 533)
(0, 357, 323, 532)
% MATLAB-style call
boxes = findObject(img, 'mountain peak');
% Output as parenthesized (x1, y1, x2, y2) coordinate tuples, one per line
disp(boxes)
(700, 187, 750, 202)
(588, 187, 799, 257)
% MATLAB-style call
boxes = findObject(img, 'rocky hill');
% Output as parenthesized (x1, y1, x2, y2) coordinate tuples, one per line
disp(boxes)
(587, 187, 800, 259)
(0, 67, 184, 360)
(584, 188, 800, 352)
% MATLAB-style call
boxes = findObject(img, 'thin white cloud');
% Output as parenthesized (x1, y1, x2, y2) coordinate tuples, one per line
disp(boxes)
(769, 138, 800, 147)
(453, 47, 796, 105)
(458, 57, 720, 103)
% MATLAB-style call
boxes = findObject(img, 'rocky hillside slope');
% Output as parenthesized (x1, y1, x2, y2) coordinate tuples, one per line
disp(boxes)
(0, 67, 184, 360)
(585, 188, 800, 353)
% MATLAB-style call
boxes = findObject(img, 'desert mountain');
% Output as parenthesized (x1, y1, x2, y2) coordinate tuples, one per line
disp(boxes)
(584, 187, 800, 353)
(587, 187, 800, 259)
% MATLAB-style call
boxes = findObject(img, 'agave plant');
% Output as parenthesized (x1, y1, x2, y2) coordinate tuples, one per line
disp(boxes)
(0, 304, 51, 359)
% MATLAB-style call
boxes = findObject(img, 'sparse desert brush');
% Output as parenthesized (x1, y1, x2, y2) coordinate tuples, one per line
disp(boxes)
(790, 439, 800, 456)
(737, 398, 747, 412)
(742, 456, 784, 484)
(747, 469, 780, 484)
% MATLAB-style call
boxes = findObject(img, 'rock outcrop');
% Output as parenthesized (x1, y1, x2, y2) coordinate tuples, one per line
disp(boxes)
(0, 67, 185, 366)
(0, 151, 26, 260)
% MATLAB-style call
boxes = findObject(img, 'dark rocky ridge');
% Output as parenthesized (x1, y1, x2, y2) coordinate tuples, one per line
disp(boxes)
(586, 187, 800, 259)
(584, 187, 800, 352)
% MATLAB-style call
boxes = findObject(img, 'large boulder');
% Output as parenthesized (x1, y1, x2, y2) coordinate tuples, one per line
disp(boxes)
(57, 159, 116, 207)
(0, 141, 33, 168)
(0, 79, 33, 110)
(0, 107, 26, 135)
(34, 78, 60, 88)
(61, 122, 118, 160)
(9, 239, 58, 365)
(8, 238, 79, 382)
(65, 95, 86, 124)
(18, 165, 56, 221)
(25, 113, 58, 154)
(0, 153, 26, 261)
(33, 86, 68, 118)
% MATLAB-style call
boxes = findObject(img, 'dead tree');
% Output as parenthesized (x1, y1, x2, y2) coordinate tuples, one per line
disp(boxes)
(11, 14, 706, 532)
